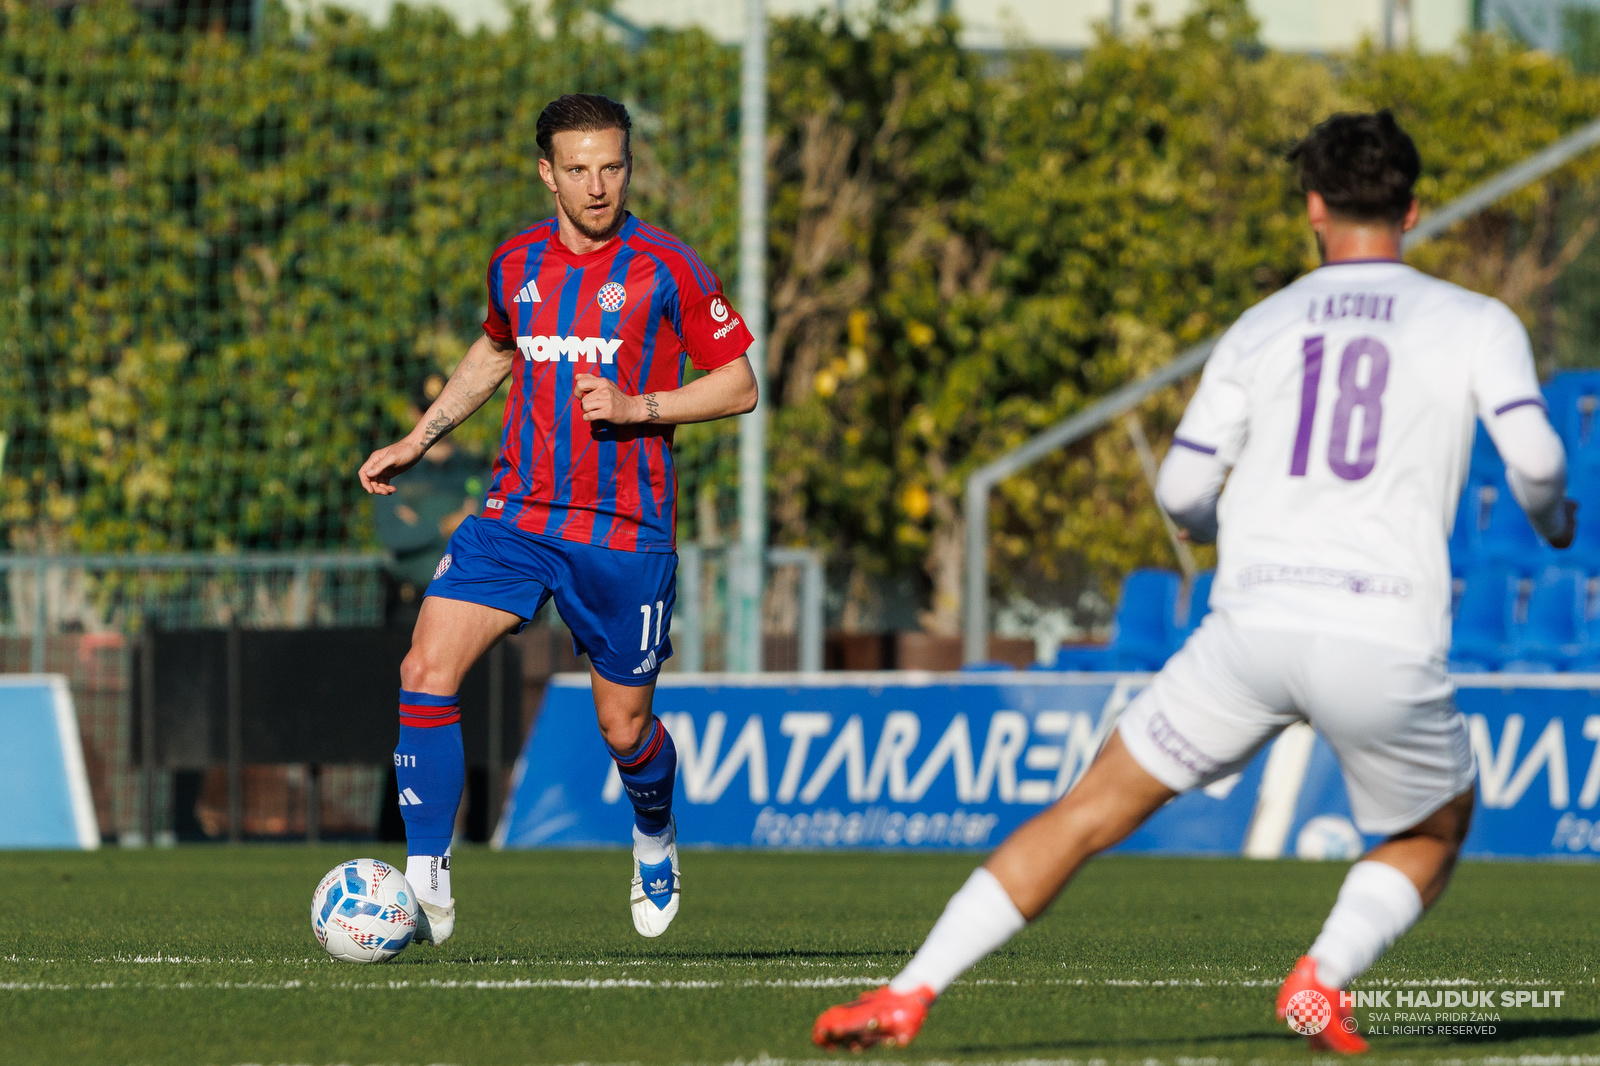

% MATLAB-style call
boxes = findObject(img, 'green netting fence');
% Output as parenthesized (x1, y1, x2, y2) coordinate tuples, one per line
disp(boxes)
(0, 0, 741, 556)
(0, 0, 745, 843)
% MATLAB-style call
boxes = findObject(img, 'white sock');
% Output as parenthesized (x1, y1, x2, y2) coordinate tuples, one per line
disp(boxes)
(633, 823, 672, 865)
(405, 849, 452, 907)
(888, 867, 1027, 996)
(1308, 860, 1424, 988)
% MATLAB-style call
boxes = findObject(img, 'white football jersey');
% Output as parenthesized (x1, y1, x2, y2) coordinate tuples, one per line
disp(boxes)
(1174, 260, 1546, 659)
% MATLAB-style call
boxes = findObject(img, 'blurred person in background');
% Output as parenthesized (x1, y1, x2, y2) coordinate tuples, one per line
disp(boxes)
(373, 374, 490, 625)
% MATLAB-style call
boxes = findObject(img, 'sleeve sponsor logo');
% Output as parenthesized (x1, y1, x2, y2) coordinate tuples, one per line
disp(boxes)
(516, 335, 625, 364)
(709, 296, 729, 323)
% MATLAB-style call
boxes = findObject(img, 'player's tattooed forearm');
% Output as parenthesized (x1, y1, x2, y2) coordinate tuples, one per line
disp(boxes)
(420, 410, 456, 447)
(643, 393, 661, 421)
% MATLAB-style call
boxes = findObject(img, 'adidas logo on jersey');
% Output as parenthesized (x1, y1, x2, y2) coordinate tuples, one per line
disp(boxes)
(398, 787, 424, 806)
(633, 648, 659, 675)
(513, 280, 541, 303)
(517, 335, 624, 365)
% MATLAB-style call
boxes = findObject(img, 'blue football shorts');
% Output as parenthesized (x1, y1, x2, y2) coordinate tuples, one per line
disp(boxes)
(425, 515, 676, 686)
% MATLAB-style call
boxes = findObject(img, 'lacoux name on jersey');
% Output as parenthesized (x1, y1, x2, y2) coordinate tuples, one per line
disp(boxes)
(516, 335, 624, 364)
(1306, 291, 1397, 325)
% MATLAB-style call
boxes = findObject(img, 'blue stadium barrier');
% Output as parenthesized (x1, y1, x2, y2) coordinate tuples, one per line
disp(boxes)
(1475, 486, 1546, 570)
(1503, 567, 1588, 672)
(1567, 474, 1600, 558)
(1049, 568, 1189, 671)
(0, 675, 98, 849)
(1449, 567, 1518, 671)
(1104, 568, 1182, 670)
(1448, 482, 1483, 577)
(1052, 373, 1600, 677)
(1467, 421, 1505, 486)
(1049, 644, 1112, 670)
(1173, 569, 1214, 646)
(1543, 370, 1600, 461)
(498, 673, 1600, 860)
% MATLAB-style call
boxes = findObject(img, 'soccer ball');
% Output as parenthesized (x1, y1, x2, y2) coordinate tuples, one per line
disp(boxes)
(311, 858, 418, 963)
(1295, 815, 1366, 861)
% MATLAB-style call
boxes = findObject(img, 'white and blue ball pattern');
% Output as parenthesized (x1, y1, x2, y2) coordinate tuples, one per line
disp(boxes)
(1295, 815, 1366, 861)
(311, 858, 418, 963)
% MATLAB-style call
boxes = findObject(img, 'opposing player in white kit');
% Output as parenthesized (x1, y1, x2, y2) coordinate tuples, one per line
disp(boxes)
(813, 111, 1577, 1053)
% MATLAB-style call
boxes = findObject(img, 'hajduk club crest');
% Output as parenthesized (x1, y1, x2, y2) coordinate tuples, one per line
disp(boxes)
(598, 281, 627, 312)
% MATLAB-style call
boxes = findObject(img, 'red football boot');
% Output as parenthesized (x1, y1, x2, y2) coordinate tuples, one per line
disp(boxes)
(812, 984, 936, 1050)
(1276, 955, 1369, 1054)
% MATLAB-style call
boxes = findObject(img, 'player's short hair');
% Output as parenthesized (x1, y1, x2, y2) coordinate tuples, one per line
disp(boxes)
(536, 93, 632, 162)
(1287, 110, 1421, 224)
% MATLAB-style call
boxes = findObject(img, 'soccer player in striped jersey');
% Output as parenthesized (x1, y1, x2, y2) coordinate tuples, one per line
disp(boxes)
(359, 94, 757, 942)
(813, 112, 1577, 1052)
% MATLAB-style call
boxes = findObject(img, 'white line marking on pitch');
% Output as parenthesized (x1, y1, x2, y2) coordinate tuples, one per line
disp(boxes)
(4, 955, 1577, 989)
(0, 974, 1585, 994)
(0, 976, 895, 992)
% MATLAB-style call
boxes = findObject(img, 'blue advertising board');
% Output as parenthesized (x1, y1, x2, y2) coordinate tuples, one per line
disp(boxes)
(498, 672, 1257, 853)
(497, 672, 1600, 860)
(0, 675, 99, 850)
(1287, 676, 1600, 860)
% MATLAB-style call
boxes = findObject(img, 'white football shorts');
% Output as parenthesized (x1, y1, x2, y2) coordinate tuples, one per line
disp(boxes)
(1117, 614, 1476, 836)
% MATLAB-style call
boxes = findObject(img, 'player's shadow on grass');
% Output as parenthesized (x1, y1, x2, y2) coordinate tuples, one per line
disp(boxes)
(651, 948, 900, 961)
(1452, 1018, 1600, 1043)
(949, 1029, 1292, 1053)
(955, 1018, 1600, 1055)
(402, 947, 897, 966)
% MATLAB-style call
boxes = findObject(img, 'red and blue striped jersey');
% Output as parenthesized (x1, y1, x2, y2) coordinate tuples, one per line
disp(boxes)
(479, 214, 752, 553)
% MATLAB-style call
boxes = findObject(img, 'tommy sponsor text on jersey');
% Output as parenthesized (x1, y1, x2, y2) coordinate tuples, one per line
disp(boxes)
(480, 214, 753, 553)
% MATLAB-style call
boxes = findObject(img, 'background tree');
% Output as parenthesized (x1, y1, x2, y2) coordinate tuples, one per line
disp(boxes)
(6, 0, 1600, 640)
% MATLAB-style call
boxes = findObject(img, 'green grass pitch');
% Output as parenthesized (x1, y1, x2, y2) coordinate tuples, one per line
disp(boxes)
(0, 847, 1594, 1064)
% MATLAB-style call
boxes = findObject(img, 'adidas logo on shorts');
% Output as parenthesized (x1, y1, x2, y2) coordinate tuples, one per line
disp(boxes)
(633, 648, 659, 675)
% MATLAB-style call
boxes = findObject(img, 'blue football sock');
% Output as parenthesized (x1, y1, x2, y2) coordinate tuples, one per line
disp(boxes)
(610, 716, 676, 835)
(396, 689, 464, 856)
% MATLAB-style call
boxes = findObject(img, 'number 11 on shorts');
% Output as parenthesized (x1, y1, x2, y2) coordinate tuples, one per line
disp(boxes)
(639, 601, 665, 651)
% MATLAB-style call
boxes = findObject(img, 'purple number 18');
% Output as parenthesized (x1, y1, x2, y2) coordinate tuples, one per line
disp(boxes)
(1289, 334, 1390, 481)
